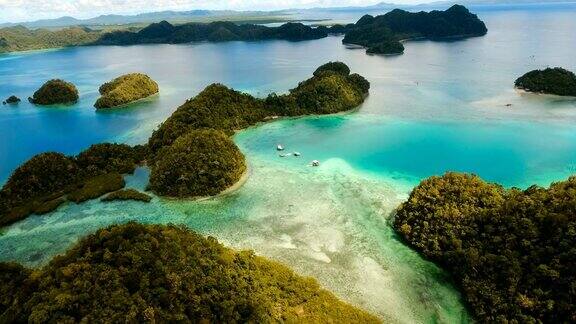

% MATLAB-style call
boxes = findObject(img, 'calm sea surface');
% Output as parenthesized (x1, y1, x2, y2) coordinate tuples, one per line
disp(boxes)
(1, 4, 575, 323)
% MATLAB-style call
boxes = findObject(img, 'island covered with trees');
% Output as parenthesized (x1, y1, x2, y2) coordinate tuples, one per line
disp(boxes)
(28, 79, 79, 105)
(515, 67, 576, 97)
(94, 73, 159, 109)
(0, 143, 147, 227)
(94, 20, 328, 45)
(0, 222, 379, 322)
(394, 172, 576, 323)
(332, 4, 487, 55)
(0, 25, 100, 53)
(146, 62, 369, 197)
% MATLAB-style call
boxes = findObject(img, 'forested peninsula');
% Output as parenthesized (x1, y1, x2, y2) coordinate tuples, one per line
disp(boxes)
(0, 62, 369, 225)
(333, 4, 488, 55)
(394, 173, 576, 323)
(0, 222, 379, 322)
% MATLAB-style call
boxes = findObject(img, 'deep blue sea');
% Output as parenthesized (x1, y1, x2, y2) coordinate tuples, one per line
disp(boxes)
(1, 4, 575, 323)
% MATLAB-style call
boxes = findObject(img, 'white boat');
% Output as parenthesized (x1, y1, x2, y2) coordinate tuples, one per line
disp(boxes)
(311, 160, 320, 167)
(277, 144, 284, 151)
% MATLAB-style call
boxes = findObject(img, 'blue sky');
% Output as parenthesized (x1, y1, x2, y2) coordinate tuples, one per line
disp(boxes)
(0, 0, 426, 23)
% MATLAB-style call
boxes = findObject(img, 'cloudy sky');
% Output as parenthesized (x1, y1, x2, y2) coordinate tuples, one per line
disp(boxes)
(0, 0, 427, 23)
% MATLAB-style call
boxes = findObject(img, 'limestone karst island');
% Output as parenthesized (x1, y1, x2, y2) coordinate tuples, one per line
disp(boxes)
(0, 1, 575, 323)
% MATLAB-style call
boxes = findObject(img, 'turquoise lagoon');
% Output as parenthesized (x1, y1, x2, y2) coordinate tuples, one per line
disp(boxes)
(1, 5, 576, 323)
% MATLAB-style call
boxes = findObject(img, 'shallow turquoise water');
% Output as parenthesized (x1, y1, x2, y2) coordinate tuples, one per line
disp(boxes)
(1, 5, 576, 323)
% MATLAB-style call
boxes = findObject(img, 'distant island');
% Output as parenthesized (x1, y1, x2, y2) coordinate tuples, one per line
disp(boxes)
(95, 20, 327, 45)
(95, 73, 159, 109)
(0, 26, 100, 53)
(0, 222, 379, 322)
(335, 5, 488, 55)
(28, 79, 79, 105)
(394, 172, 576, 323)
(515, 67, 576, 97)
(0, 5, 487, 56)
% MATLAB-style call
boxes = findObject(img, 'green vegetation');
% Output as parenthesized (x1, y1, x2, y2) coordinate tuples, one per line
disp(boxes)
(95, 73, 159, 109)
(150, 130, 246, 197)
(515, 67, 576, 97)
(0, 144, 145, 227)
(102, 189, 152, 202)
(314, 61, 351, 77)
(0, 26, 101, 53)
(29, 79, 79, 105)
(149, 62, 369, 154)
(146, 62, 368, 197)
(95, 20, 327, 46)
(3, 96, 20, 105)
(67, 173, 125, 203)
(0, 222, 378, 322)
(337, 5, 487, 55)
(394, 172, 576, 323)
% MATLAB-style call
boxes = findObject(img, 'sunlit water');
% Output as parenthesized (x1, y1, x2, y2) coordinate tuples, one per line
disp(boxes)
(1, 4, 576, 323)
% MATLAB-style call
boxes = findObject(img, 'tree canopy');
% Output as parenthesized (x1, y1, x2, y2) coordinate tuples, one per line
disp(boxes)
(515, 67, 576, 97)
(94, 73, 159, 109)
(394, 172, 576, 322)
(0, 222, 379, 323)
(149, 129, 246, 197)
(29, 79, 79, 105)
(337, 5, 487, 55)
(0, 144, 146, 227)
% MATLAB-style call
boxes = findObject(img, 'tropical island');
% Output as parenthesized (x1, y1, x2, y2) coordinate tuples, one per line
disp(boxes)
(94, 73, 159, 109)
(0, 222, 379, 322)
(28, 79, 79, 105)
(0, 143, 146, 227)
(2, 95, 20, 105)
(0, 62, 369, 222)
(394, 172, 576, 323)
(515, 67, 576, 97)
(335, 4, 488, 55)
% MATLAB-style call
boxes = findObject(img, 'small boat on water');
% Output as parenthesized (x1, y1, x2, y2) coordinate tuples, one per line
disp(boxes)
(279, 153, 292, 157)
(311, 160, 320, 167)
(277, 144, 284, 151)
(293, 152, 301, 157)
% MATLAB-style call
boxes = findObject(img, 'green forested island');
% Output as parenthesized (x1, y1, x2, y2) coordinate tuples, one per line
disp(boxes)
(394, 173, 576, 323)
(94, 20, 327, 45)
(515, 67, 576, 97)
(149, 129, 246, 197)
(0, 222, 379, 322)
(336, 5, 487, 55)
(0, 143, 146, 226)
(94, 73, 159, 109)
(28, 79, 79, 105)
